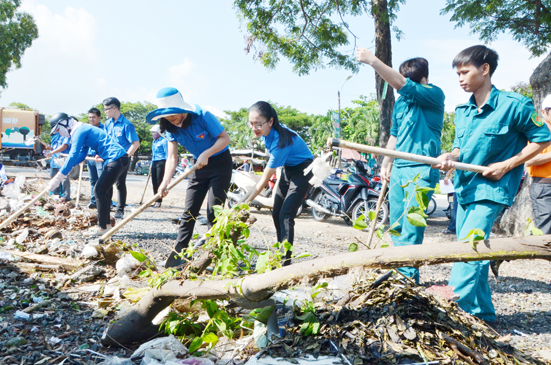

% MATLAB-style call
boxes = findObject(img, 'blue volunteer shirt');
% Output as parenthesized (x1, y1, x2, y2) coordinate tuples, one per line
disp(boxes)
(104, 114, 139, 151)
(50, 133, 70, 169)
(59, 124, 127, 176)
(164, 105, 228, 159)
(87, 124, 105, 156)
(262, 124, 313, 168)
(453, 86, 551, 206)
(151, 136, 168, 162)
(390, 78, 445, 167)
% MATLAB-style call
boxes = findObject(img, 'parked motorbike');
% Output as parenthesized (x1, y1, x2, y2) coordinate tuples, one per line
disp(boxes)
(305, 159, 388, 228)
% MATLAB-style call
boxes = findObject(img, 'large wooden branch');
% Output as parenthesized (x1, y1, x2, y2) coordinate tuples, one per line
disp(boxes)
(102, 235, 551, 346)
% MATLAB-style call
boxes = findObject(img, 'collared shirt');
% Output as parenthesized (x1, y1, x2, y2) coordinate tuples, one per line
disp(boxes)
(104, 114, 139, 151)
(165, 105, 228, 159)
(391, 78, 445, 167)
(453, 86, 551, 206)
(50, 133, 70, 169)
(262, 124, 313, 168)
(60, 124, 127, 176)
(87, 124, 105, 156)
(527, 144, 551, 178)
(151, 136, 168, 162)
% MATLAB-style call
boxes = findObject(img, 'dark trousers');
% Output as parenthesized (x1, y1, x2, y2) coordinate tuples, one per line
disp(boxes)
(87, 160, 103, 205)
(530, 182, 551, 234)
(448, 192, 459, 232)
(273, 159, 312, 266)
(166, 150, 232, 267)
(108, 161, 129, 213)
(95, 156, 129, 229)
(151, 160, 166, 203)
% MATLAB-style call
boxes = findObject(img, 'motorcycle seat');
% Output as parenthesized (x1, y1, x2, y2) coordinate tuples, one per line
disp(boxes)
(323, 177, 345, 186)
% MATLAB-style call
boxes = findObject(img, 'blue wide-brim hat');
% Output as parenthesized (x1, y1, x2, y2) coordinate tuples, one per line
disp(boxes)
(146, 87, 197, 124)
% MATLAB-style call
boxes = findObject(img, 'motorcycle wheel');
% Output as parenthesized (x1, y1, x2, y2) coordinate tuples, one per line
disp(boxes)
(351, 197, 389, 230)
(426, 196, 437, 216)
(228, 188, 246, 209)
(311, 192, 331, 222)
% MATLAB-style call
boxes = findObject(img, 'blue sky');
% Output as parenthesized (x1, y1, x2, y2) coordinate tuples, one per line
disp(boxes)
(0, 0, 546, 119)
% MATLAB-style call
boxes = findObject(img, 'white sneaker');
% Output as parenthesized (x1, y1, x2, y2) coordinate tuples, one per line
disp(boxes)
(84, 224, 112, 237)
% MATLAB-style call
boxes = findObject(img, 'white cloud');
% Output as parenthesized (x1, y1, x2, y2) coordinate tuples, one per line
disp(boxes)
(167, 58, 194, 86)
(203, 104, 228, 119)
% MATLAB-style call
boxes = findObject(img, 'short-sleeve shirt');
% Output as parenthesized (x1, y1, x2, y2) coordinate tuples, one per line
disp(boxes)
(151, 136, 168, 162)
(50, 133, 70, 169)
(60, 124, 127, 176)
(453, 86, 551, 206)
(262, 124, 313, 168)
(527, 144, 551, 178)
(87, 124, 105, 156)
(164, 105, 228, 159)
(391, 78, 445, 167)
(104, 114, 139, 151)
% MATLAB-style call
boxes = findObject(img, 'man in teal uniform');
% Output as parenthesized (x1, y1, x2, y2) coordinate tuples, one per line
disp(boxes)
(436, 45, 551, 323)
(357, 47, 445, 284)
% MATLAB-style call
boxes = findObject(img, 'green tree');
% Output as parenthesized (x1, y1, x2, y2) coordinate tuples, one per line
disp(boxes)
(0, 0, 38, 91)
(441, 0, 551, 109)
(233, 0, 404, 149)
(8, 101, 33, 110)
(440, 112, 455, 153)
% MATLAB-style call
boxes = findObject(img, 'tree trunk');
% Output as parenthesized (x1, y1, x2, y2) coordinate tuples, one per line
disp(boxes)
(372, 0, 395, 150)
(529, 51, 551, 110)
(102, 234, 551, 346)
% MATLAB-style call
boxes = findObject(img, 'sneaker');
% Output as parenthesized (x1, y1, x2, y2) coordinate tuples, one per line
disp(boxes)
(153, 202, 162, 208)
(88, 203, 96, 209)
(442, 229, 455, 235)
(114, 211, 124, 219)
(84, 225, 112, 237)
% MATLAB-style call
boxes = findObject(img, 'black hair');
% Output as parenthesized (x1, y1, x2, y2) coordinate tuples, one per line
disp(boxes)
(88, 107, 101, 117)
(399, 58, 429, 84)
(159, 114, 192, 134)
(249, 101, 295, 148)
(102, 97, 121, 110)
(452, 45, 499, 76)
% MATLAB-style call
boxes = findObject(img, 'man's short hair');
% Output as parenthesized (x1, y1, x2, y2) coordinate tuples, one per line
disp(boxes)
(452, 45, 499, 76)
(102, 97, 121, 110)
(399, 58, 429, 84)
(88, 107, 101, 117)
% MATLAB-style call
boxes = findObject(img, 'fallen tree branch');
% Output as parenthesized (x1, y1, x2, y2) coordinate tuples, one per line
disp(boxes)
(102, 234, 551, 346)
(2, 250, 83, 270)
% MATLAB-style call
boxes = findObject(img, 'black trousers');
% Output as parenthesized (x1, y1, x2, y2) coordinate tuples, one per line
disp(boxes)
(273, 159, 312, 266)
(165, 150, 232, 267)
(95, 156, 129, 229)
(107, 161, 129, 214)
(151, 160, 166, 203)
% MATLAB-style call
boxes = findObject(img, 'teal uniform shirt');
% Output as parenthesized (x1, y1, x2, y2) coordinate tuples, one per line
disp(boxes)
(391, 78, 445, 166)
(453, 86, 551, 206)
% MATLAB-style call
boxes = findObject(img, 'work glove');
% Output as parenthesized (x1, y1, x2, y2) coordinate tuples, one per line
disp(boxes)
(236, 187, 255, 205)
(304, 152, 332, 187)
(47, 172, 67, 192)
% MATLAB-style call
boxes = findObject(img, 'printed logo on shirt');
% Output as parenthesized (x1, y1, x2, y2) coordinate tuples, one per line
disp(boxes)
(421, 84, 433, 89)
(531, 111, 544, 127)
(196, 132, 205, 139)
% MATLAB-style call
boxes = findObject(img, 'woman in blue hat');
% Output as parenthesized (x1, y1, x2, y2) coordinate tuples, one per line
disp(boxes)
(242, 101, 313, 266)
(146, 87, 232, 268)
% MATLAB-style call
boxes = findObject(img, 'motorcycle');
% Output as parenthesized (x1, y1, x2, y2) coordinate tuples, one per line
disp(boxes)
(305, 159, 388, 228)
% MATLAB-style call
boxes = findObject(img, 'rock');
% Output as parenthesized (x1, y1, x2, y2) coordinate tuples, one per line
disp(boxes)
(6, 336, 27, 347)
(70, 265, 106, 283)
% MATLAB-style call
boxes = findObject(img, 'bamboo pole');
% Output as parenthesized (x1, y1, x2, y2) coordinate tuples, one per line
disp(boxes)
(0, 189, 49, 230)
(328, 138, 487, 174)
(99, 164, 197, 242)
(139, 169, 152, 205)
(366, 163, 391, 248)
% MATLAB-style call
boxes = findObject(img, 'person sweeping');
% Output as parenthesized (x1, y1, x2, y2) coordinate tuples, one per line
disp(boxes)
(47, 113, 129, 236)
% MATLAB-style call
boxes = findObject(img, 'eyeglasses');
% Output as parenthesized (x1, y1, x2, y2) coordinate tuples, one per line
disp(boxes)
(104, 106, 115, 111)
(248, 121, 269, 129)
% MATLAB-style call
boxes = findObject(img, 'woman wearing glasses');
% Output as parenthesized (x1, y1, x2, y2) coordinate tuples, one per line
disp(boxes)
(243, 101, 313, 266)
(146, 87, 232, 268)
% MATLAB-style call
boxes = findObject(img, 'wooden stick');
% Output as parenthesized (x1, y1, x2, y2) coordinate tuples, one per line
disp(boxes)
(139, 169, 152, 205)
(99, 164, 198, 242)
(60, 153, 96, 162)
(366, 163, 391, 248)
(75, 162, 85, 207)
(0, 189, 49, 230)
(328, 138, 487, 173)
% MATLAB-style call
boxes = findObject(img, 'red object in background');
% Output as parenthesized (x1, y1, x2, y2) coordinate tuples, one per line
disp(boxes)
(268, 173, 277, 190)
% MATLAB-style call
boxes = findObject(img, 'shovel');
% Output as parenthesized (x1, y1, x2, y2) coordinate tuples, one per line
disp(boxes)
(98, 164, 198, 243)
(327, 138, 488, 173)
(0, 189, 49, 230)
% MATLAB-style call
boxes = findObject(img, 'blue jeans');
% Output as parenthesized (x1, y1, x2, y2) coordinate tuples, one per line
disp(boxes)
(87, 160, 103, 205)
(50, 167, 71, 200)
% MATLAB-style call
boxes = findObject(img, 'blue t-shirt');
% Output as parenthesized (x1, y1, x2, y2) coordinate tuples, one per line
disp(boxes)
(60, 124, 127, 176)
(87, 124, 105, 156)
(164, 105, 228, 159)
(104, 114, 139, 151)
(151, 136, 168, 162)
(262, 125, 313, 168)
(50, 133, 70, 169)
